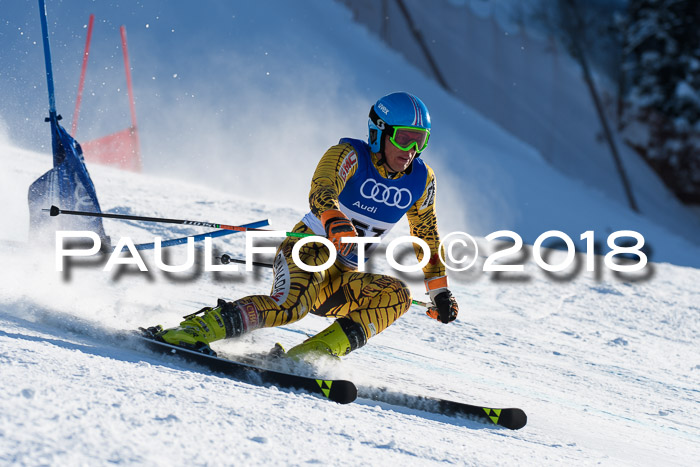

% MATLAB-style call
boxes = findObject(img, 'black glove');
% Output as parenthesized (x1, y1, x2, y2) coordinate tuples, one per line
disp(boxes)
(426, 290, 458, 324)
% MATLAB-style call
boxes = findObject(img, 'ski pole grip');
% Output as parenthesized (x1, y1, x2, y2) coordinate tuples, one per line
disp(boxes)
(286, 232, 317, 238)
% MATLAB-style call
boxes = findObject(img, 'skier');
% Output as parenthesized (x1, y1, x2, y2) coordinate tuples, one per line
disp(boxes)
(147, 92, 459, 359)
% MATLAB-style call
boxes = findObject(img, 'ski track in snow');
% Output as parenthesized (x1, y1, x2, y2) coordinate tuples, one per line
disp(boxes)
(1, 151, 699, 465)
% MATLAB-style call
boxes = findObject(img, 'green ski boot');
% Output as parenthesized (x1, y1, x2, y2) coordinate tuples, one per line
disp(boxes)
(156, 300, 250, 355)
(286, 318, 367, 361)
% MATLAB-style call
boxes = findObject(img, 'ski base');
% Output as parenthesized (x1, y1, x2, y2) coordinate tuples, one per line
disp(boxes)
(137, 335, 357, 404)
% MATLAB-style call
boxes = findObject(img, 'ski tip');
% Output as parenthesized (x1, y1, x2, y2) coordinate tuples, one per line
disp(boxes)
(497, 408, 527, 430)
(324, 380, 357, 404)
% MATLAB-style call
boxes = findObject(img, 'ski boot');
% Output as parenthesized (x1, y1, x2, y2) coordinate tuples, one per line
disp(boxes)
(286, 318, 367, 361)
(154, 299, 249, 355)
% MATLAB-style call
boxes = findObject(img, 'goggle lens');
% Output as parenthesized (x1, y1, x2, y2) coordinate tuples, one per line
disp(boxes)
(389, 127, 430, 152)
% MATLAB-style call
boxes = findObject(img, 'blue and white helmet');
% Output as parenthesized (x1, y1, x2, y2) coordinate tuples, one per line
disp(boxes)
(368, 92, 431, 154)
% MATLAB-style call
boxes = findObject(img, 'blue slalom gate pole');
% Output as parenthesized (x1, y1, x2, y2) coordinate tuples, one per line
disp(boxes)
(30, 0, 109, 241)
(38, 0, 58, 128)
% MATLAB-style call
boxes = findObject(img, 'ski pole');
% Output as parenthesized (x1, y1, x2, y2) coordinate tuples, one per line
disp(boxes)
(219, 254, 431, 308)
(219, 254, 275, 270)
(44, 205, 314, 238)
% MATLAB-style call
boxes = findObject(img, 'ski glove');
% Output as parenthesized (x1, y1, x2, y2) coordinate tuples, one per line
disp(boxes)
(426, 290, 459, 324)
(320, 209, 357, 256)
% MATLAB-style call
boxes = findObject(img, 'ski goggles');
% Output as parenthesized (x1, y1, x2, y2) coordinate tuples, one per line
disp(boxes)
(388, 126, 430, 152)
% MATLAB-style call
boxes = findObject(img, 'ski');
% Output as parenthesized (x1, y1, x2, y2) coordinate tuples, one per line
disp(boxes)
(136, 335, 357, 404)
(133, 334, 525, 427)
(358, 388, 527, 430)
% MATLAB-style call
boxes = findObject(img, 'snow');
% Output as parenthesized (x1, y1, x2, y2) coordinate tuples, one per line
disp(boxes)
(676, 81, 700, 104)
(2, 143, 699, 465)
(341, 0, 700, 248)
(1, 0, 700, 465)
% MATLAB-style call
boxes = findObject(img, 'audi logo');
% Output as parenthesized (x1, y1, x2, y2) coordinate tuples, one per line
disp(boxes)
(360, 179, 413, 209)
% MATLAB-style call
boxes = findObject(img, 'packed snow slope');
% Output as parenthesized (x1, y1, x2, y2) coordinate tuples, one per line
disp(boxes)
(1, 0, 699, 465)
(1, 143, 700, 466)
(2, 0, 700, 267)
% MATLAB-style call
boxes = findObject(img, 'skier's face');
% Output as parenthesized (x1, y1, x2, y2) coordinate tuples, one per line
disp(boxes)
(383, 134, 417, 173)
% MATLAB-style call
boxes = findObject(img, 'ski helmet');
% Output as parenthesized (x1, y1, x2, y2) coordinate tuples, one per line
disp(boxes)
(368, 92, 431, 155)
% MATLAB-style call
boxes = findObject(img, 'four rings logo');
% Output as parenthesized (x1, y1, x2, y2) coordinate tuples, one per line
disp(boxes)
(360, 178, 413, 209)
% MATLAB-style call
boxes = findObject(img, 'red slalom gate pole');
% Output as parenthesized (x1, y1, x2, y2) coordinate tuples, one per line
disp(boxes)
(71, 14, 94, 135)
(120, 25, 142, 171)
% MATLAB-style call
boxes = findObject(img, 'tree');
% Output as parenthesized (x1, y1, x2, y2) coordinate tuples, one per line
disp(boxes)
(620, 0, 700, 204)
